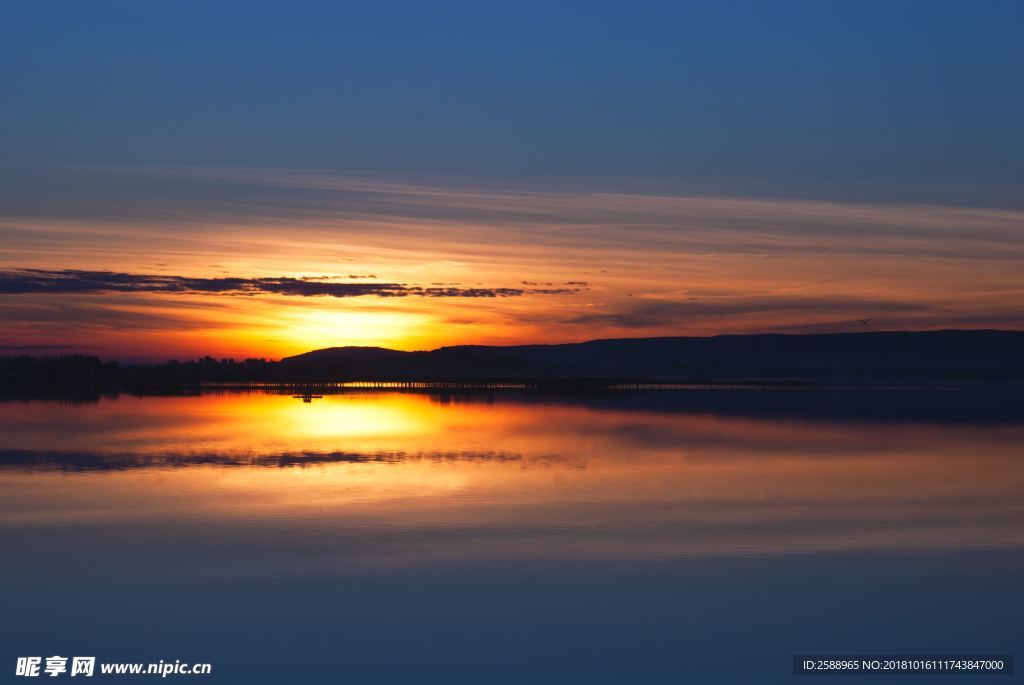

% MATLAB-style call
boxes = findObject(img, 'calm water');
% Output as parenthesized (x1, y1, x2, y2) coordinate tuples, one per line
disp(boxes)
(1, 391, 1021, 683)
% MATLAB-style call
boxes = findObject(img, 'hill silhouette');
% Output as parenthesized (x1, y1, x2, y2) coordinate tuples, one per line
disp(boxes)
(282, 330, 1024, 382)
(2, 331, 1022, 402)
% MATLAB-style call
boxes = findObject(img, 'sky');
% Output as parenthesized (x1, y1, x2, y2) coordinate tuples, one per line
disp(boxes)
(1, 0, 1022, 360)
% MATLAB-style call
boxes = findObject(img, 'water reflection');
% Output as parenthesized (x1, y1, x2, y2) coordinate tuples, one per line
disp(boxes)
(1, 392, 1022, 570)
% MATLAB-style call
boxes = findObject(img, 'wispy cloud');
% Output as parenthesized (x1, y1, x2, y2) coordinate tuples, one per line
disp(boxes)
(1, 168, 1022, 357)
(567, 296, 930, 328)
(0, 269, 583, 299)
(0, 344, 77, 351)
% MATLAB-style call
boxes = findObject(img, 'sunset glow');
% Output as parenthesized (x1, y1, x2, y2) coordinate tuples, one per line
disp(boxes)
(3, 170, 1023, 360)
(3, 4, 1024, 682)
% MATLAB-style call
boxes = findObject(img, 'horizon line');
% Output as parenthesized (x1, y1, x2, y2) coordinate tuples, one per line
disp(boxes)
(3, 327, 1022, 365)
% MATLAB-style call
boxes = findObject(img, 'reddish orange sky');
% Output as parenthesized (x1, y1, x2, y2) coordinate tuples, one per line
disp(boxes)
(2, 168, 1023, 361)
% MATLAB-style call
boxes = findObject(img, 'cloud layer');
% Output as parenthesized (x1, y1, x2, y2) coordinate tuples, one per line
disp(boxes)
(0, 269, 581, 299)
(1, 169, 1022, 359)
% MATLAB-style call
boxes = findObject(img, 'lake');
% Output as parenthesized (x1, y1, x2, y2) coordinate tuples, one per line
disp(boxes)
(1, 389, 1021, 683)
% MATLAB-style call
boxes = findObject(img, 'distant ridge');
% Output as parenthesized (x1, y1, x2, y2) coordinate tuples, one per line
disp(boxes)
(3, 330, 1023, 402)
(287, 346, 406, 360)
(282, 330, 1024, 382)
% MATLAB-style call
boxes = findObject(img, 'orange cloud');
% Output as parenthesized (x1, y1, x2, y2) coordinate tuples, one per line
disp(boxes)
(1, 170, 1022, 359)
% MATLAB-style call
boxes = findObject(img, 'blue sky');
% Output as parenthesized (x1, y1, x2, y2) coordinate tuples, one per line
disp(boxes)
(2, 1, 1023, 358)
(3, 0, 1022, 194)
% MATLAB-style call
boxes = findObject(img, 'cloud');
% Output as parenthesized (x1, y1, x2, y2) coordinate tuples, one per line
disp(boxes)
(2, 170, 1022, 354)
(0, 344, 77, 351)
(0, 269, 582, 299)
(567, 296, 931, 328)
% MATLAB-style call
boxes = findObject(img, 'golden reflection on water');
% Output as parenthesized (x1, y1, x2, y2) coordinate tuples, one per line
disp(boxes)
(1, 392, 1022, 567)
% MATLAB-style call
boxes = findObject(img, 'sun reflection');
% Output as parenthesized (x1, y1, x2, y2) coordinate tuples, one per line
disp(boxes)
(2, 393, 1023, 565)
(267, 394, 433, 439)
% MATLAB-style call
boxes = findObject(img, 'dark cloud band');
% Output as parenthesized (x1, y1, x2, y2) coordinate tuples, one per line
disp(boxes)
(0, 269, 581, 299)
(566, 296, 930, 328)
